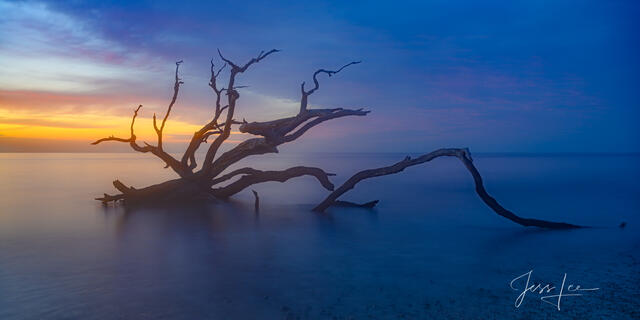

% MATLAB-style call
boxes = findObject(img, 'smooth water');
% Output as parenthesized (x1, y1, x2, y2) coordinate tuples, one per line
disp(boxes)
(0, 153, 638, 319)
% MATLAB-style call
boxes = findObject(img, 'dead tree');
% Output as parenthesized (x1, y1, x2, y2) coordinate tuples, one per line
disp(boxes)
(92, 50, 364, 203)
(92, 49, 581, 229)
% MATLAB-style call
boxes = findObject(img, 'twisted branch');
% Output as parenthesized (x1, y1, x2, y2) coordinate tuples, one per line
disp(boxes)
(201, 49, 280, 172)
(181, 61, 228, 170)
(204, 63, 368, 179)
(91, 105, 187, 177)
(300, 61, 360, 113)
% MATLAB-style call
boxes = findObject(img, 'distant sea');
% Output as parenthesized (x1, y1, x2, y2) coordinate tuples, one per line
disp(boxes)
(0, 153, 638, 319)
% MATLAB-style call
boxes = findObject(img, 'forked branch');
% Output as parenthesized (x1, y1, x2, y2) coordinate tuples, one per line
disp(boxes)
(91, 104, 187, 177)
(201, 49, 280, 172)
(205, 61, 368, 179)
(218, 49, 281, 73)
(181, 61, 228, 170)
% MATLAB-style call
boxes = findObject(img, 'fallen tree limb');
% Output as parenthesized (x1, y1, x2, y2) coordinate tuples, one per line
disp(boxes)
(212, 166, 335, 198)
(313, 148, 582, 229)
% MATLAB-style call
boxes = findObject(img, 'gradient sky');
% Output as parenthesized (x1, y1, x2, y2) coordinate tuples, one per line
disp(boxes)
(0, 0, 638, 153)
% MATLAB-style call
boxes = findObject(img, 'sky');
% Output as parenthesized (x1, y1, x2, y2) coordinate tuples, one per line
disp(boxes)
(0, 0, 638, 153)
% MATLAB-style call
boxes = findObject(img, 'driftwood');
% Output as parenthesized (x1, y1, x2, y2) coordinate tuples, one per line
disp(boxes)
(314, 148, 582, 229)
(92, 49, 581, 229)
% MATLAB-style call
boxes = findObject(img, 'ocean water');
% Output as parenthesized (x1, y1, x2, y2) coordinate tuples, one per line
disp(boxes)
(0, 152, 638, 319)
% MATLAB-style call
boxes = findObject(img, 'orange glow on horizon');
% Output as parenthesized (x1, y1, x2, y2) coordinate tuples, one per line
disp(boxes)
(0, 90, 244, 146)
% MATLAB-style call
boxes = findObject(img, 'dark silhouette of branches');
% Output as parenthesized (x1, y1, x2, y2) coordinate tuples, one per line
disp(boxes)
(300, 61, 360, 113)
(313, 148, 582, 229)
(212, 166, 335, 198)
(91, 49, 582, 229)
(153, 60, 183, 150)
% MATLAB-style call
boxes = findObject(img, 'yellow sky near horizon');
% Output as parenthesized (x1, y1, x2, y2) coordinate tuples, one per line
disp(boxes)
(0, 90, 245, 149)
(1, 108, 198, 141)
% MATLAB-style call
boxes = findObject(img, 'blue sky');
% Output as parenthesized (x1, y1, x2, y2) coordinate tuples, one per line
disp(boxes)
(0, 0, 638, 152)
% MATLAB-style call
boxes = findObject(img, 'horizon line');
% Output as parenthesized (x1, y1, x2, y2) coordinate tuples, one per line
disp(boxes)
(1, 151, 639, 156)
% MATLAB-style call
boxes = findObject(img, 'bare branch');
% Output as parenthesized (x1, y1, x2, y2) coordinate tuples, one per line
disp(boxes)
(208, 138, 279, 178)
(217, 49, 238, 70)
(181, 60, 229, 170)
(237, 107, 369, 144)
(90, 136, 132, 144)
(212, 166, 335, 198)
(214, 61, 226, 77)
(201, 49, 280, 171)
(95, 179, 135, 204)
(282, 108, 370, 143)
(180, 61, 245, 171)
(91, 104, 187, 177)
(96, 193, 125, 204)
(206, 107, 369, 180)
(239, 49, 280, 72)
(129, 105, 142, 137)
(154, 60, 184, 150)
(303, 61, 360, 95)
(217, 49, 280, 73)
(300, 61, 361, 113)
(210, 167, 261, 185)
(209, 60, 226, 111)
(201, 130, 223, 143)
(313, 148, 582, 229)
(91, 105, 142, 145)
(200, 60, 365, 178)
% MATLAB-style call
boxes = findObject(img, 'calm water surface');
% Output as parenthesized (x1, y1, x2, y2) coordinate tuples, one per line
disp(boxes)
(0, 153, 638, 319)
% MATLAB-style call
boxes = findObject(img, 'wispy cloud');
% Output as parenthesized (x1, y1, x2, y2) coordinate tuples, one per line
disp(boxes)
(0, 0, 164, 93)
